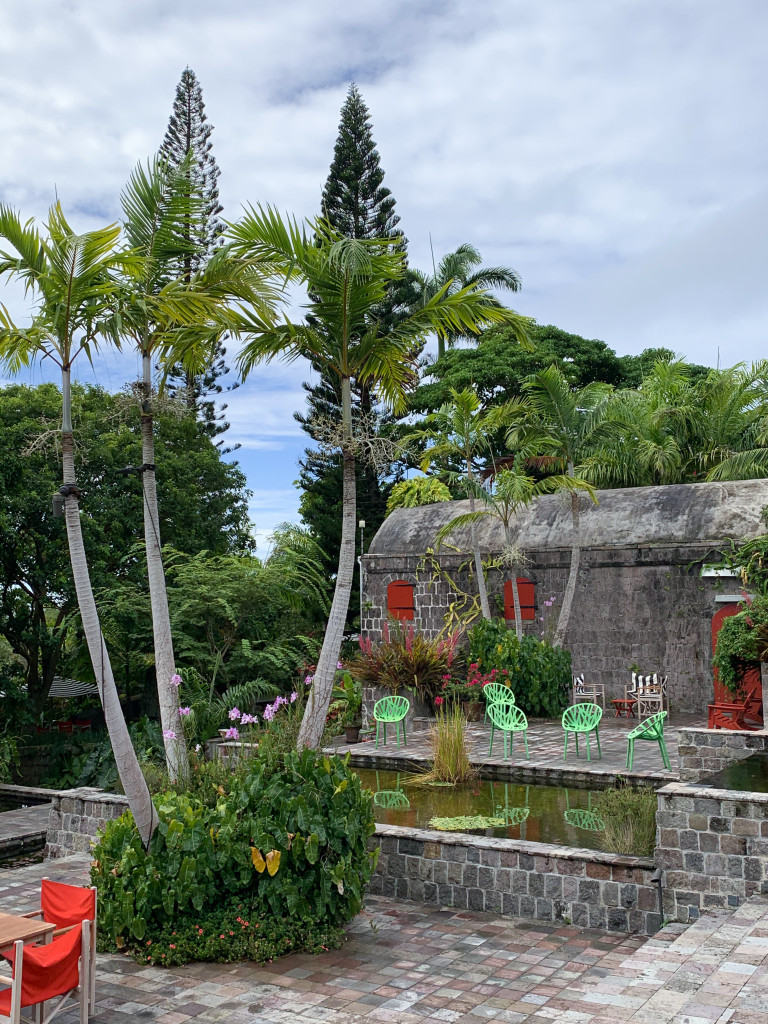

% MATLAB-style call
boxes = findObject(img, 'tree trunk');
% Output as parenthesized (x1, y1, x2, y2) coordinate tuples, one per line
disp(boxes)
(60, 367, 156, 846)
(140, 358, 188, 781)
(502, 526, 523, 640)
(298, 377, 357, 750)
(553, 474, 580, 648)
(468, 467, 491, 620)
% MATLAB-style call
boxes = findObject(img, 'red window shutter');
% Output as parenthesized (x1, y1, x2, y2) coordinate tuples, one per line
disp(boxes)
(504, 578, 536, 621)
(387, 580, 415, 621)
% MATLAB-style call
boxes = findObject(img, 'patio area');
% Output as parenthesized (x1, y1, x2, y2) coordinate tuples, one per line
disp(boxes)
(4, 855, 768, 1023)
(336, 713, 706, 783)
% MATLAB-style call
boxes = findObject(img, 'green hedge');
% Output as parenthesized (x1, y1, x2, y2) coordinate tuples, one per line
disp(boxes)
(467, 619, 571, 717)
(92, 749, 377, 965)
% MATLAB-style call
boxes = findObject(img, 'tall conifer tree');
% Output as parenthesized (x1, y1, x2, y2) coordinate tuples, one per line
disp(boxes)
(298, 85, 415, 620)
(160, 67, 235, 441)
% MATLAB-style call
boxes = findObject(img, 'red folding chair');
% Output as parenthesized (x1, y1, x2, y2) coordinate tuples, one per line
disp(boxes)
(0, 920, 90, 1024)
(20, 880, 96, 1014)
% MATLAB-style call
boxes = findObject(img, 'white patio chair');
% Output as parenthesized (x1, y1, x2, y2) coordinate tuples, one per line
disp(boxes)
(572, 673, 606, 709)
(626, 672, 668, 718)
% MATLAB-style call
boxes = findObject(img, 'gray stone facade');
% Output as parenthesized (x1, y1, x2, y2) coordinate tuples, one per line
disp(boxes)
(656, 781, 768, 924)
(362, 480, 768, 714)
(369, 824, 660, 935)
(45, 787, 129, 859)
(678, 727, 768, 783)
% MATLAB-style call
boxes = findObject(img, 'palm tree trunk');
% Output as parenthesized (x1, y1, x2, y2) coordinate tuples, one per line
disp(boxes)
(553, 468, 580, 647)
(140, 355, 188, 781)
(504, 527, 523, 641)
(297, 377, 356, 749)
(468, 466, 491, 620)
(60, 367, 157, 847)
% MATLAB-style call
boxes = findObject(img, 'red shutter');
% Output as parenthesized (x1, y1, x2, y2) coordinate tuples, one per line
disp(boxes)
(387, 580, 415, 621)
(504, 578, 536, 621)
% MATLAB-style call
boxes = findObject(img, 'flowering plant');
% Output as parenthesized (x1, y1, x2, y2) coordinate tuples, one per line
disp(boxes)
(348, 622, 461, 704)
(443, 664, 513, 703)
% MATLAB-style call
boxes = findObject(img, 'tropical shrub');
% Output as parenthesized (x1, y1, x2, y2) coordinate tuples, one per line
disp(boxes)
(467, 618, 570, 717)
(349, 622, 461, 705)
(412, 705, 476, 785)
(92, 749, 377, 965)
(712, 595, 768, 696)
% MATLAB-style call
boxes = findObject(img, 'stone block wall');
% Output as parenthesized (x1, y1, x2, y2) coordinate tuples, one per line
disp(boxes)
(369, 823, 660, 935)
(361, 545, 724, 714)
(45, 787, 129, 858)
(656, 781, 768, 923)
(677, 728, 768, 783)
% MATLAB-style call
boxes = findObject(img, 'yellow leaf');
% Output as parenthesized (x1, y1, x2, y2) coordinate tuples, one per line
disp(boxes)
(323, 757, 331, 774)
(209, 828, 216, 844)
(251, 847, 266, 873)
(266, 850, 281, 876)
(333, 779, 348, 796)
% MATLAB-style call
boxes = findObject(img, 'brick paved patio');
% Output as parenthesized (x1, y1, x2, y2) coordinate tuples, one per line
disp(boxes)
(4, 854, 768, 1023)
(336, 713, 706, 783)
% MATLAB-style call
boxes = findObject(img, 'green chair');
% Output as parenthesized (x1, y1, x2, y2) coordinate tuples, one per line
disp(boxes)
(626, 709, 671, 770)
(373, 694, 410, 749)
(488, 702, 529, 760)
(482, 682, 515, 722)
(562, 702, 602, 762)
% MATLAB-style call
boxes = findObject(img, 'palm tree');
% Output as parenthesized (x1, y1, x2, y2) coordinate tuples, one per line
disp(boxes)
(417, 387, 514, 620)
(412, 243, 523, 359)
(118, 155, 279, 781)
(434, 458, 595, 639)
(506, 366, 610, 647)
(227, 207, 525, 748)
(0, 203, 157, 845)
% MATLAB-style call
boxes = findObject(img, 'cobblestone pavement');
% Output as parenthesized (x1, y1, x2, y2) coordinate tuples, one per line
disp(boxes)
(0, 803, 51, 845)
(335, 714, 707, 782)
(7, 855, 768, 1023)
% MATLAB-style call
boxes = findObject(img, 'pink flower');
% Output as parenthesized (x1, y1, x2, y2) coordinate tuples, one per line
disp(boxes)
(263, 704, 275, 721)
(442, 674, 451, 681)
(304, 674, 314, 686)
(163, 730, 176, 740)
(240, 713, 255, 725)
(178, 707, 191, 717)
(290, 692, 298, 703)
(225, 727, 239, 739)
(170, 674, 182, 687)
(228, 707, 241, 720)
(337, 661, 343, 669)
(434, 697, 444, 706)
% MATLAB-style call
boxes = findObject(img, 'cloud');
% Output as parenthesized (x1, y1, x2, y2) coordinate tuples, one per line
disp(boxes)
(2, 0, 767, 533)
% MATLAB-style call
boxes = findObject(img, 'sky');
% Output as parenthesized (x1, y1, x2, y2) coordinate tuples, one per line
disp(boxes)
(1, 0, 767, 546)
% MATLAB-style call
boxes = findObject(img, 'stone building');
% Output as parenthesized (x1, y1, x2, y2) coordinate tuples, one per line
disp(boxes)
(360, 478, 768, 714)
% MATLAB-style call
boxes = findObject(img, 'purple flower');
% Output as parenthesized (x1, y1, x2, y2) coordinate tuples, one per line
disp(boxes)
(337, 661, 343, 669)
(170, 674, 182, 687)
(275, 695, 288, 707)
(304, 674, 314, 686)
(178, 707, 191, 717)
(263, 704, 275, 722)
(290, 692, 298, 703)
(225, 727, 239, 740)
(163, 730, 176, 740)
(240, 713, 255, 725)
(194, 743, 201, 753)
(229, 707, 241, 721)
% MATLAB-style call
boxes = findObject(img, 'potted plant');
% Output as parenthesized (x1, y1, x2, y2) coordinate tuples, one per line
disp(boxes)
(330, 672, 363, 743)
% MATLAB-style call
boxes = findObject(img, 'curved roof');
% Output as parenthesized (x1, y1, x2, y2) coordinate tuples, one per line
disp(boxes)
(369, 478, 768, 555)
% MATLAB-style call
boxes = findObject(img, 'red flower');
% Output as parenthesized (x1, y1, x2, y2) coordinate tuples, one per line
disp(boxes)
(434, 697, 444, 706)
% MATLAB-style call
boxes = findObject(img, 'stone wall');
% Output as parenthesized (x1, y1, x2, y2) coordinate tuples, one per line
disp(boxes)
(677, 727, 768, 783)
(369, 823, 660, 935)
(45, 787, 129, 859)
(361, 545, 725, 714)
(656, 781, 768, 923)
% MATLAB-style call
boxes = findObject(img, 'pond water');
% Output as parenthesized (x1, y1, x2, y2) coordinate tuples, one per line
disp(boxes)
(701, 752, 768, 793)
(355, 768, 611, 852)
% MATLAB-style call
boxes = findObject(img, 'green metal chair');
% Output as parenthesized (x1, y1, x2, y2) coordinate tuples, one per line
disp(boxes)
(562, 702, 602, 762)
(488, 702, 529, 760)
(482, 682, 515, 722)
(626, 709, 671, 770)
(373, 694, 410, 749)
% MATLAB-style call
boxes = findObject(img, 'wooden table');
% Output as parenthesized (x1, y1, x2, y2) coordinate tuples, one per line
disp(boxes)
(0, 912, 55, 948)
(611, 698, 637, 718)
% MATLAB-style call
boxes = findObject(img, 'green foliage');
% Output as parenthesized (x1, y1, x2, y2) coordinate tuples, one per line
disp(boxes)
(429, 815, 505, 831)
(712, 597, 768, 695)
(386, 476, 452, 515)
(593, 785, 657, 857)
(40, 719, 166, 792)
(328, 672, 363, 728)
(92, 749, 377, 964)
(349, 622, 461, 705)
(467, 619, 571, 717)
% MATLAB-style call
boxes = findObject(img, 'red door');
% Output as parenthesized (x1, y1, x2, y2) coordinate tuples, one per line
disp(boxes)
(711, 604, 761, 708)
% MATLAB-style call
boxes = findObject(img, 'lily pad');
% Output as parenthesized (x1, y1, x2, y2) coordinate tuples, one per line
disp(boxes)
(428, 815, 506, 832)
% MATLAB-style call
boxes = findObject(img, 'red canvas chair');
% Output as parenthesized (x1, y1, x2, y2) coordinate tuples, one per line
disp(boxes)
(20, 880, 96, 1013)
(708, 683, 764, 731)
(0, 919, 90, 1024)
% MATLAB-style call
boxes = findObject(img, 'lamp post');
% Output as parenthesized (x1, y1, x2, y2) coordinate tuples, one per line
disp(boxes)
(358, 519, 366, 629)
